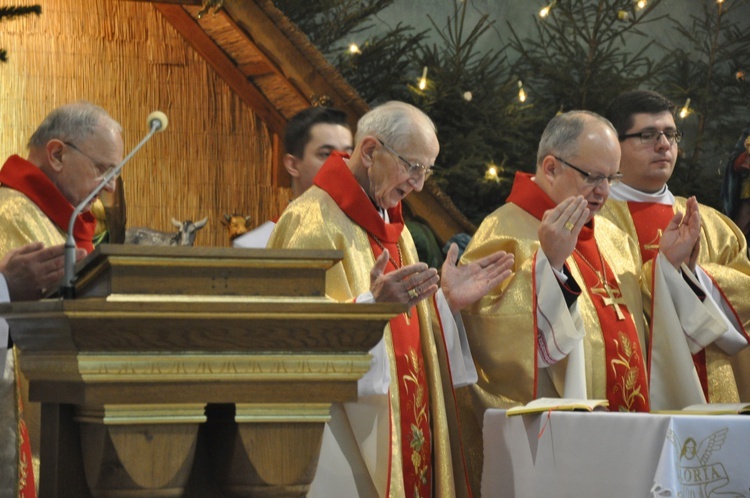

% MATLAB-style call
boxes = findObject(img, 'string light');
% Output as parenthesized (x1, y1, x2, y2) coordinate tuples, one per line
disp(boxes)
(517, 80, 527, 102)
(617, 10, 629, 21)
(485, 162, 499, 182)
(418, 66, 428, 90)
(679, 98, 691, 119)
(716, 0, 725, 3)
(538, 0, 557, 18)
(463, 91, 473, 102)
(636, 0, 647, 10)
(737, 69, 746, 82)
(349, 43, 361, 54)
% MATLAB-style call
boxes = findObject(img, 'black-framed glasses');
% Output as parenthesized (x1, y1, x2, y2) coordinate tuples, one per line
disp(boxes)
(619, 130, 683, 146)
(554, 156, 623, 188)
(377, 139, 434, 180)
(63, 141, 116, 178)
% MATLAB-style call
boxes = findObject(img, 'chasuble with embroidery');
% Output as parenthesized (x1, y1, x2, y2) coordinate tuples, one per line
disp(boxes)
(455, 172, 721, 493)
(267, 152, 471, 498)
(0, 154, 98, 498)
(601, 185, 750, 405)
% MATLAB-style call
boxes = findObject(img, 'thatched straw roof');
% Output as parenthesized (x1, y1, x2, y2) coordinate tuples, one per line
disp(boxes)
(140, 0, 476, 242)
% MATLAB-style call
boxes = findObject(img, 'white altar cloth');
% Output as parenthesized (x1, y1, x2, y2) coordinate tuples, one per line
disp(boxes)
(482, 409, 750, 498)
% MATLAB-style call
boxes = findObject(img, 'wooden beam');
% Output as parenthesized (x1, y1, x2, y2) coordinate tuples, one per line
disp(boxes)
(237, 61, 274, 77)
(154, 3, 287, 136)
(221, 0, 364, 124)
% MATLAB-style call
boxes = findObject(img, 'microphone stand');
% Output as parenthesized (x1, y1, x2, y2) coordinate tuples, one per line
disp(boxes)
(61, 116, 165, 299)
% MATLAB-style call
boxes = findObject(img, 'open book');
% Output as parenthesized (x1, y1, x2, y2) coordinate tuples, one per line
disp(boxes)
(654, 403, 750, 415)
(506, 397, 609, 416)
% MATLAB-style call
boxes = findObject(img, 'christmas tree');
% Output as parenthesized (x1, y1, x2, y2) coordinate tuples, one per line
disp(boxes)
(507, 0, 670, 117)
(409, 0, 539, 224)
(655, 0, 750, 208)
(271, 0, 750, 222)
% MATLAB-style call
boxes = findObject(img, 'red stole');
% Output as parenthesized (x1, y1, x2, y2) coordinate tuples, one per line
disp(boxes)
(507, 173, 650, 411)
(16, 367, 35, 497)
(626, 201, 709, 400)
(315, 152, 432, 497)
(0, 155, 96, 252)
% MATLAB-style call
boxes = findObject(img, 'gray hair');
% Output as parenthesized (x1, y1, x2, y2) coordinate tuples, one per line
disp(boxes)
(27, 100, 122, 149)
(355, 101, 436, 150)
(536, 110, 616, 166)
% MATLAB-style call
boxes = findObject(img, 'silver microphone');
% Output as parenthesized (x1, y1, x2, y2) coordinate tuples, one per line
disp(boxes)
(61, 111, 169, 298)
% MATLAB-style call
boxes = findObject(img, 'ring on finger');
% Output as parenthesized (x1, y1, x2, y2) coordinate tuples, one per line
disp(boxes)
(564, 221, 575, 231)
(408, 288, 419, 299)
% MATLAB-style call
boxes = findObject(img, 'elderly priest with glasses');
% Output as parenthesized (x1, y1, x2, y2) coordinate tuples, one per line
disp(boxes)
(456, 110, 728, 496)
(0, 100, 123, 498)
(268, 101, 515, 498)
(600, 90, 750, 409)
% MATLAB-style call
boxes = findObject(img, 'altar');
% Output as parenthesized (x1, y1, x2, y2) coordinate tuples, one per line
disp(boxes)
(482, 409, 750, 497)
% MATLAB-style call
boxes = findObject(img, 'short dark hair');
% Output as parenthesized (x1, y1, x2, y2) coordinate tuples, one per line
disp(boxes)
(605, 90, 675, 136)
(284, 107, 349, 158)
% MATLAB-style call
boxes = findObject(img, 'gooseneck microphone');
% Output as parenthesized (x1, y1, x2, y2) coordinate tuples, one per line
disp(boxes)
(60, 111, 168, 299)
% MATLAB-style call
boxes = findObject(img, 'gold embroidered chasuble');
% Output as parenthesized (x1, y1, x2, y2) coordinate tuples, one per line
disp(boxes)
(601, 198, 750, 403)
(267, 152, 468, 498)
(0, 188, 66, 251)
(456, 173, 650, 494)
(0, 155, 101, 497)
(0, 188, 67, 498)
(0, 191, 65, 496)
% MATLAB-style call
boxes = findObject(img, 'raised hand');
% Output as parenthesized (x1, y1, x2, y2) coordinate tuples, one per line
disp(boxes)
(538, 196, 589, 271)
(370, 249, 439, 306)
(660, 196, 701, 270)
(441, 243, 514, 313)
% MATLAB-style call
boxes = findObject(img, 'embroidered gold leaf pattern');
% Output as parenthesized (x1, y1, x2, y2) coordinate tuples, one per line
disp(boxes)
(403, 346, 429, 498)
(611, 332, 647, 412)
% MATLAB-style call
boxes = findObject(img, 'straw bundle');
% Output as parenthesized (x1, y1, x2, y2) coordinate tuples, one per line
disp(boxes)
(0, 0, 292, 247)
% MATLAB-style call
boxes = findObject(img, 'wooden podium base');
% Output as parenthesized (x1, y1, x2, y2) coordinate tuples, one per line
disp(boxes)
(2, 246, 404, 497)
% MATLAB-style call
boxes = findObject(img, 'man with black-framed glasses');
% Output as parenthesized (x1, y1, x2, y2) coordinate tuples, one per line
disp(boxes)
(457, 110, 725, 495)
(601, 89, 750, 408)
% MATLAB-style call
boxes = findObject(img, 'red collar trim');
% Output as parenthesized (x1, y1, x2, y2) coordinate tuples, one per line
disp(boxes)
(507, 172, 594, 242)
(0, 155, 96, 252)
(314, 151, 404, 243)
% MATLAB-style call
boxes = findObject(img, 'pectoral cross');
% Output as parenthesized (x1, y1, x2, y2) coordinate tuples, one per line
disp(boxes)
(591, 276, 627, 321)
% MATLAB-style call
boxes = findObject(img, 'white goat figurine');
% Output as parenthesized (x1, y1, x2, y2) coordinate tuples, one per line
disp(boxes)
(125, 217, 209, 246)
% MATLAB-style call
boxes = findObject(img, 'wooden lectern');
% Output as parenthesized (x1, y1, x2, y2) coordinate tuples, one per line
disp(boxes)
(1, 245, 404, 497)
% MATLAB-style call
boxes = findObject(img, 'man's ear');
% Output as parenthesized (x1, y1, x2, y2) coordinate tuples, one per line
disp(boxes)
(46, 139, 65, 172)
(540, 155, 558, 183)
(283, 154, 301, 178)
(360, 137, 378, 169)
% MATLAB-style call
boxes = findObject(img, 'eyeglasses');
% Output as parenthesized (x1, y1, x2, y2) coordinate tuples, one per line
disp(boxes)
(378, 139, 434, 180)
(554, 156, 623, 187)
(619, 130, 683, 146)
(63, 141, 117, 178)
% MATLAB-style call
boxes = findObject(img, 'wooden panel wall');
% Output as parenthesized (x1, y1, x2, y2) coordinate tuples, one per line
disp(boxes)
(0, 0, 292, 247)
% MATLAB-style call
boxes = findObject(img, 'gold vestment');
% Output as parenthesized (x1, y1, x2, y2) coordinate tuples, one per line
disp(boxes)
(268, 185, 467, 498)
(601, 198, 750, 403)
(457, 200, 648, 494)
